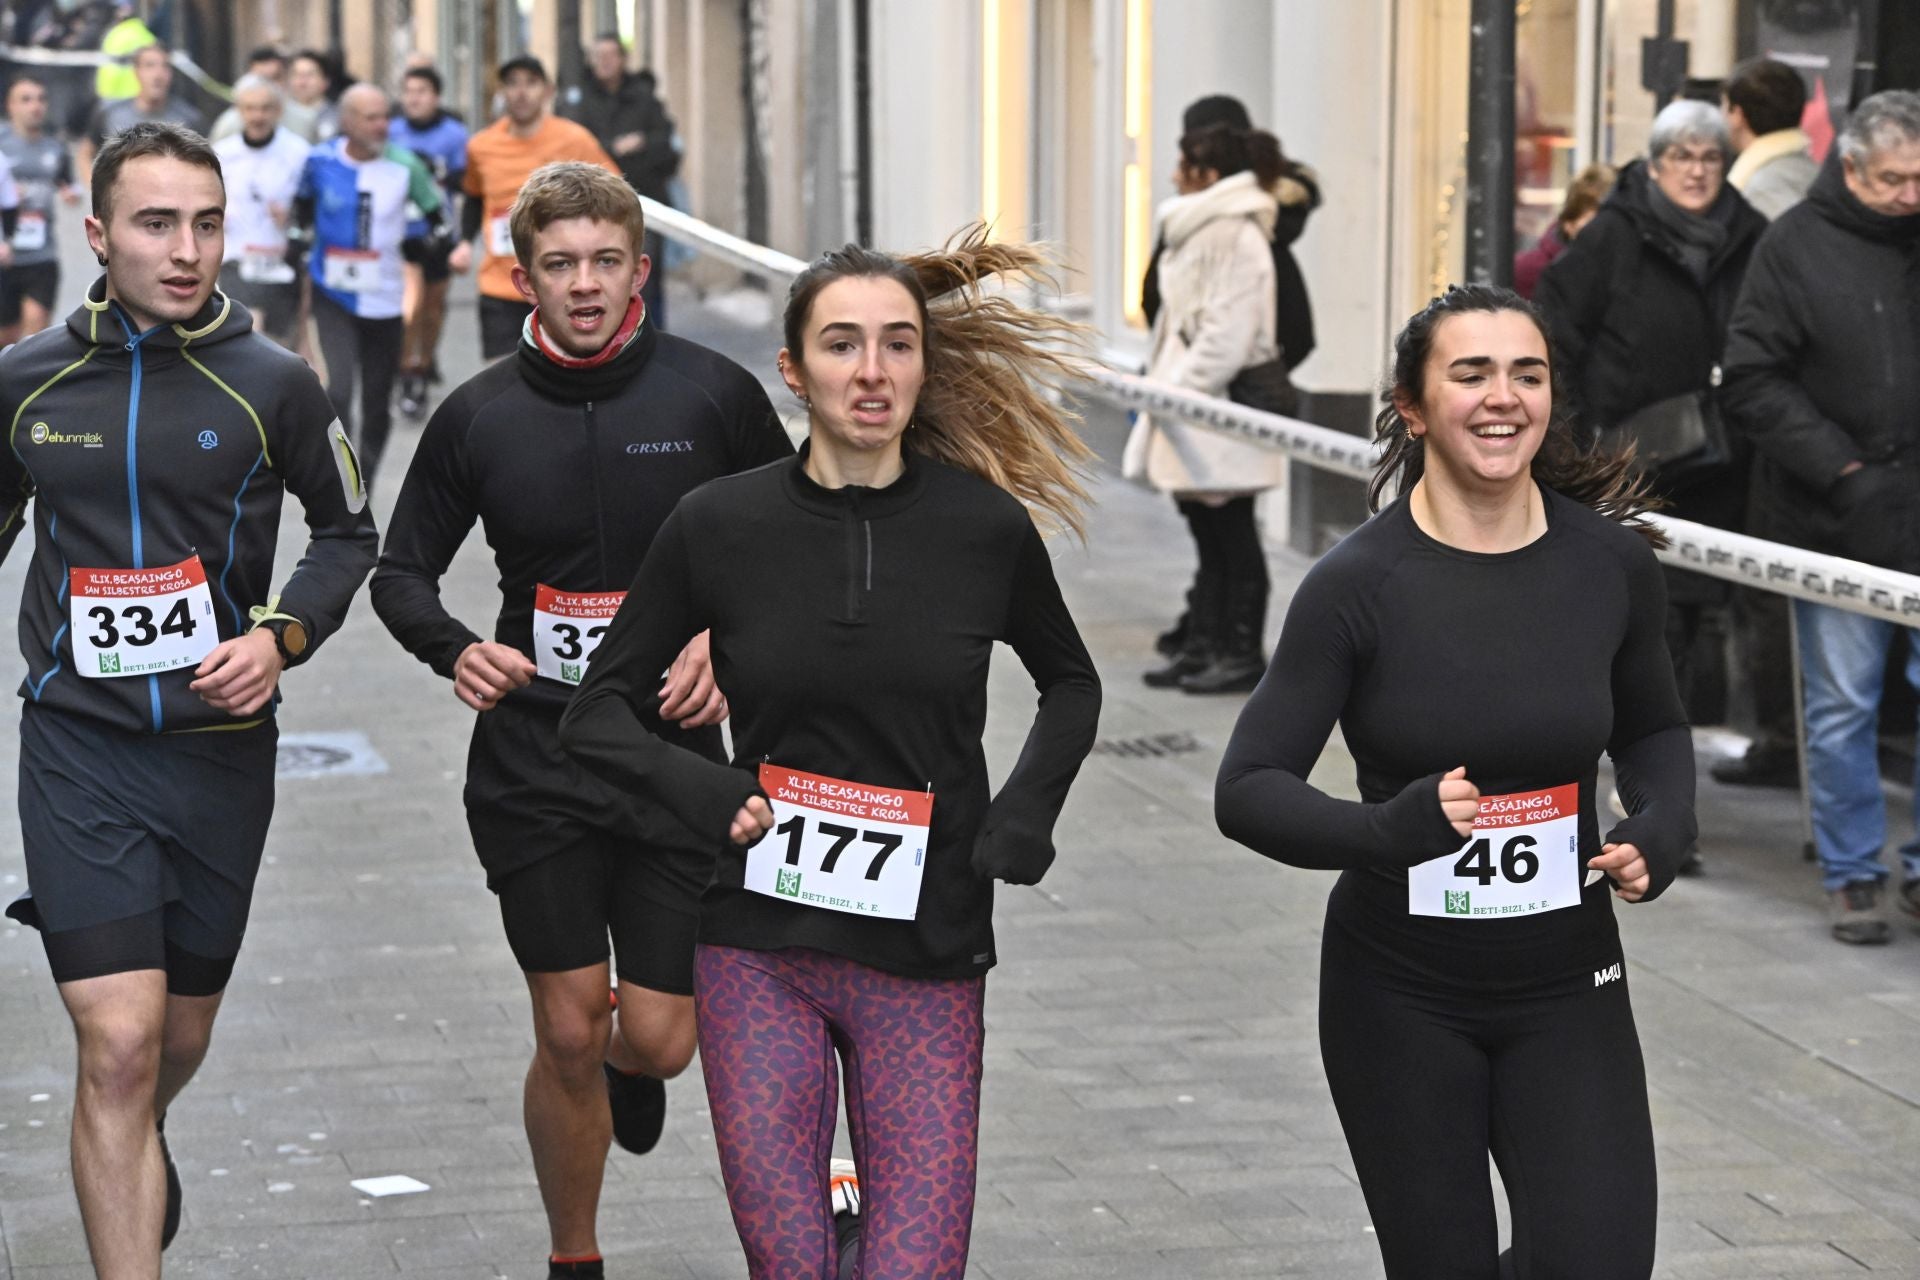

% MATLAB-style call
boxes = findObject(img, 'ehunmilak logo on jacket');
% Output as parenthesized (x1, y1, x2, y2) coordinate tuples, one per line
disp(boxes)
(29, 421, 104, 447)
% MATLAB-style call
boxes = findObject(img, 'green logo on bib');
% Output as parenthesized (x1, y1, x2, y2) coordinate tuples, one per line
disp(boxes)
(775, 868, 802, 898)
(1444, 890, 1471, 915)
(97, 653, 121, 674)
(560, 661, 582, 684)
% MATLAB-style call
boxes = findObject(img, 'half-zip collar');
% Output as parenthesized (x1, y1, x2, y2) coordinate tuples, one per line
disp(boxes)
(780, 439, 927, 519)
(782, 442, 926, 625)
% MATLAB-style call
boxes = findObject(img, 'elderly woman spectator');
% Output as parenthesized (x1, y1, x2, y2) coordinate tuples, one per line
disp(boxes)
(1535, 100, 1767, 781)
(1514, 162, 1616, 299)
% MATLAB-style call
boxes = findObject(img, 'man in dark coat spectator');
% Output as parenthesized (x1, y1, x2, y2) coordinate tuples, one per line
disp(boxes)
(1535, 100, 1767, 744)
(563, 32, 678, 328)
(1721, 90, 1920, 945)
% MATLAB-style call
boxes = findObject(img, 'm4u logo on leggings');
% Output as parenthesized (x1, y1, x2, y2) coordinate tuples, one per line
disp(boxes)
(1594, 962, 1622, 987)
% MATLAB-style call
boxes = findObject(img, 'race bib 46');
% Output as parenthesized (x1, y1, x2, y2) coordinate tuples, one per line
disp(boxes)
(1407, 783, 1581, 920)
(70, 555, 217, 679)
(746, 764, 933, 919)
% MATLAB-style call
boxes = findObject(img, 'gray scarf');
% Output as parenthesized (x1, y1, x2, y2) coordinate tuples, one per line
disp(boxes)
(1645, 182, 1729, 285)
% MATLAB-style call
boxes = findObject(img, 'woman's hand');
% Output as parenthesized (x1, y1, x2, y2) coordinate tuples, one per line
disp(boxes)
(730, 795, 774, 846)
(1588, 842, 1650, 902)
(1437, 765, 1481, 839)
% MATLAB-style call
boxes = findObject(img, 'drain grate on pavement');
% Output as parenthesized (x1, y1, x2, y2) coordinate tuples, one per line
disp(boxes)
(1092, 731, 1202, 759)
(276, 731, 389, 779)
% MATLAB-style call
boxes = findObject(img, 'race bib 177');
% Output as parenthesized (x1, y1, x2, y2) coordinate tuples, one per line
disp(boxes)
(745, 764, 933, 920)
(1407, 782, 1581, 920)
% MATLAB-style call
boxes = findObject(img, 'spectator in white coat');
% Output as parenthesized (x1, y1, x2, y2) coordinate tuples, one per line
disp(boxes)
(1124, 122, 1292, 695)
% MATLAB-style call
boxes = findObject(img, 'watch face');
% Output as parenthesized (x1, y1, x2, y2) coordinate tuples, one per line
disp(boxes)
(283, 620, 309, 656)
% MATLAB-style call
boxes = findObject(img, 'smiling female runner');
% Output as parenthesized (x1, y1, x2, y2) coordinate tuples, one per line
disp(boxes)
(1216, 284, 1696, 1278)
(561, 232, 1102, 1279)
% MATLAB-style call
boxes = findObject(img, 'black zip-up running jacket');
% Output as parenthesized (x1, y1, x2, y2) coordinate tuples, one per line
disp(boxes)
(0, 281, 377, 733)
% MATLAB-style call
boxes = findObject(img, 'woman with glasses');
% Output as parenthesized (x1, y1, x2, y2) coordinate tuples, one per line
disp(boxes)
(1536, 101, 1767, 802)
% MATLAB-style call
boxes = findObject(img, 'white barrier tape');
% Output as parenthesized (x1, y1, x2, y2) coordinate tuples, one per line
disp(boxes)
(0, 46, 231, 100)
(638, 198, 1920, 625)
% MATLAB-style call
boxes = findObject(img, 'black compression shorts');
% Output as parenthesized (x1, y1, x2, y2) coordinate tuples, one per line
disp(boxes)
(478, 295, 532, 360)
(0, 261, 60, 325)
(7, 704, 278, 994)
(466, 700, 710, 995)
(414, 240, 454, 285)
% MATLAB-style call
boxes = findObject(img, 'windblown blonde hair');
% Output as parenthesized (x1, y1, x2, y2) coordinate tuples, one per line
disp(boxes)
(783, 225, 1094, 537)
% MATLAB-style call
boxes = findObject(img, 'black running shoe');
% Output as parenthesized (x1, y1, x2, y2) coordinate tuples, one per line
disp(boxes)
(548, 1256, 605, 1278)
(158, 1114, 181, 1250)
(603, 1062, 667, 1154)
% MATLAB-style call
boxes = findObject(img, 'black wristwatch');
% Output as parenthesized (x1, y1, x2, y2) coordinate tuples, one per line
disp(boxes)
(262, 617, 309, 664)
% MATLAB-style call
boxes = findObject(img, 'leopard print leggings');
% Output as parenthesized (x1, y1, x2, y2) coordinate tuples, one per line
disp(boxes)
(693, 943, 986, 1280)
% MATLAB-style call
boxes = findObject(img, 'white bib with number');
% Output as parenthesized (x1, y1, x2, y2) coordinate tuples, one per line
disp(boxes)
(1407, 782, 1581, 919)
(70, 556, 217, 679)
(532, 584, 623, 685)
(746, 764, 933, 920)
(321, 247, 379, 293)
(238, 246, 295, 285)
(488, 211, 513, 257)
(12, 211, 46, 252)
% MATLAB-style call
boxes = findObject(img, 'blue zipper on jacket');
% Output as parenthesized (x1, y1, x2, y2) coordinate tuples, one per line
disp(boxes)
(114, 309, 163, 731)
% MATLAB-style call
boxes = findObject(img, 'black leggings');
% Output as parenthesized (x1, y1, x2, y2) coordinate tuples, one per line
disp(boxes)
(312, 291, 404, 488)
(1319, 928, 1656, 1279)
(1176, 496, 1268, 593)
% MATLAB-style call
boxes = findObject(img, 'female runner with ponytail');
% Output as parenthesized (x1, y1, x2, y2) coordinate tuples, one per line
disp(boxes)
(561, 230, 1102, 1279)
(1217, 285, 1696, 1277)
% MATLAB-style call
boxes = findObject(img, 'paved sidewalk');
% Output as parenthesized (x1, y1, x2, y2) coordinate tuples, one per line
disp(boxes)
(6, 225, 1920, 1277)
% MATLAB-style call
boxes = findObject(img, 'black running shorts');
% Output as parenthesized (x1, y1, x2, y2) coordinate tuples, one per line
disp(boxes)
(478, 295, 532, 361)
(8, 704, 278, 993)
(0, 261, 59, 325)
(465, 700, 710, 995)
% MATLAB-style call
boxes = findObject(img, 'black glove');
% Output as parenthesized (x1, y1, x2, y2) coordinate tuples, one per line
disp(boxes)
(971, 813, 1056, 885)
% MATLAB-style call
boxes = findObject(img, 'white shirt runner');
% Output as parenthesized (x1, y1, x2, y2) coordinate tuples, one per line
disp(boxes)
(1407, 782, 1582, 919)
(746, 763, 933, 920)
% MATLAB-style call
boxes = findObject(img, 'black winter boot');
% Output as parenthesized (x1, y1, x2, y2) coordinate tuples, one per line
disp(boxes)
(1144, 569, 1221, 687)
(1180, 579, 1267, 694)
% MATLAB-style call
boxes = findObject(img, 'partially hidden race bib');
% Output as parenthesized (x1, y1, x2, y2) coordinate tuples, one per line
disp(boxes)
(1407, 782, 1581, 920)
(11, 211, 45, 252)
(321, 247, 379, 293)
(531, 584, 623, 685)
(238, 245, 295, 285)
(746, 764, 933, 920)
(70, 555, 217, 679)
(488, 210, 513, 257)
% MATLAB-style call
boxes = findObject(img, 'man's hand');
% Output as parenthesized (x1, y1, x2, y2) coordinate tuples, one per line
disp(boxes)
(189, 629, 285, 716)
(612, 131, 645, 156)
(1437, 765, 1481, 839)
(448, 241, 473, 274)
(658, 630, 728, 727)
(0, 242, 15, 269)
(454, 641, 535, 711)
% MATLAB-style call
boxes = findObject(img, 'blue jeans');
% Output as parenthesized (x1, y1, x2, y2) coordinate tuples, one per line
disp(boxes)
(1794, 599, 1920, 890)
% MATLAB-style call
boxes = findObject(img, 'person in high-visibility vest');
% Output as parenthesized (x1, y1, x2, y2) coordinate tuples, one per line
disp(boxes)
(94, 5, 159, 103)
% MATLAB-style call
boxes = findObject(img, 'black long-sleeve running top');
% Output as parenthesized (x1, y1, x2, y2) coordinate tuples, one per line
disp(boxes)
(369, 320, 792, 718)
(1215, 487, 1697, 992)
(561, 447, 1102, 978)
